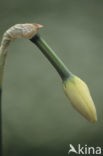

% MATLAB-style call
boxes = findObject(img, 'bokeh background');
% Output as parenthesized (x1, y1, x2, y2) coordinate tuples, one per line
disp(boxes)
(0, 0, 103, 155)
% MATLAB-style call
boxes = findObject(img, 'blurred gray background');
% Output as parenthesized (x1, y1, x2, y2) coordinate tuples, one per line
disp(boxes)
(0, 0, 103, 155)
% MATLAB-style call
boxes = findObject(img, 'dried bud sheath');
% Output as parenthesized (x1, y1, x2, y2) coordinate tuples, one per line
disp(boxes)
(0, 23, 42, 86)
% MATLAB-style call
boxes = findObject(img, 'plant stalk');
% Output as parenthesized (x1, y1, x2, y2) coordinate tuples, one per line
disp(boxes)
(0, 88, 2, 156)
(30, 34, 73, 81)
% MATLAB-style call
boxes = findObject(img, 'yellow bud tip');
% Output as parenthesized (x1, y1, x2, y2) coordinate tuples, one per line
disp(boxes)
(63, 76, 97, 123)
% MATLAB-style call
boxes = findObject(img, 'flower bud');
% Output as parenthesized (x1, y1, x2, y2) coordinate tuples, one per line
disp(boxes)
(63, 75, 97, 123)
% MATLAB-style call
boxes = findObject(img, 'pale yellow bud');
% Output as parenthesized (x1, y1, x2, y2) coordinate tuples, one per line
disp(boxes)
(63, 76, 97, 123)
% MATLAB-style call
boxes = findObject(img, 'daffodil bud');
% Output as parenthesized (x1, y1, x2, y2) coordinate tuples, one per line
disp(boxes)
(63, 75, 97, 123)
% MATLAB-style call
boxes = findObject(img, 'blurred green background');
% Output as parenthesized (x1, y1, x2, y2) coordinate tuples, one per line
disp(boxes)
(0, 0, 103, 155)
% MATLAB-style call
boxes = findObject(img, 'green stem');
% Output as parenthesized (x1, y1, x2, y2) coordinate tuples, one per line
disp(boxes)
(0, 88, 2, 156)
(30, 34, 73, 81)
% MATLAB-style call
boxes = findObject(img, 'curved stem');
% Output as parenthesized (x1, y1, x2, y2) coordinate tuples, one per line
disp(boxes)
(30, 34, 73, 81)
(0, 24, 42, 156)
